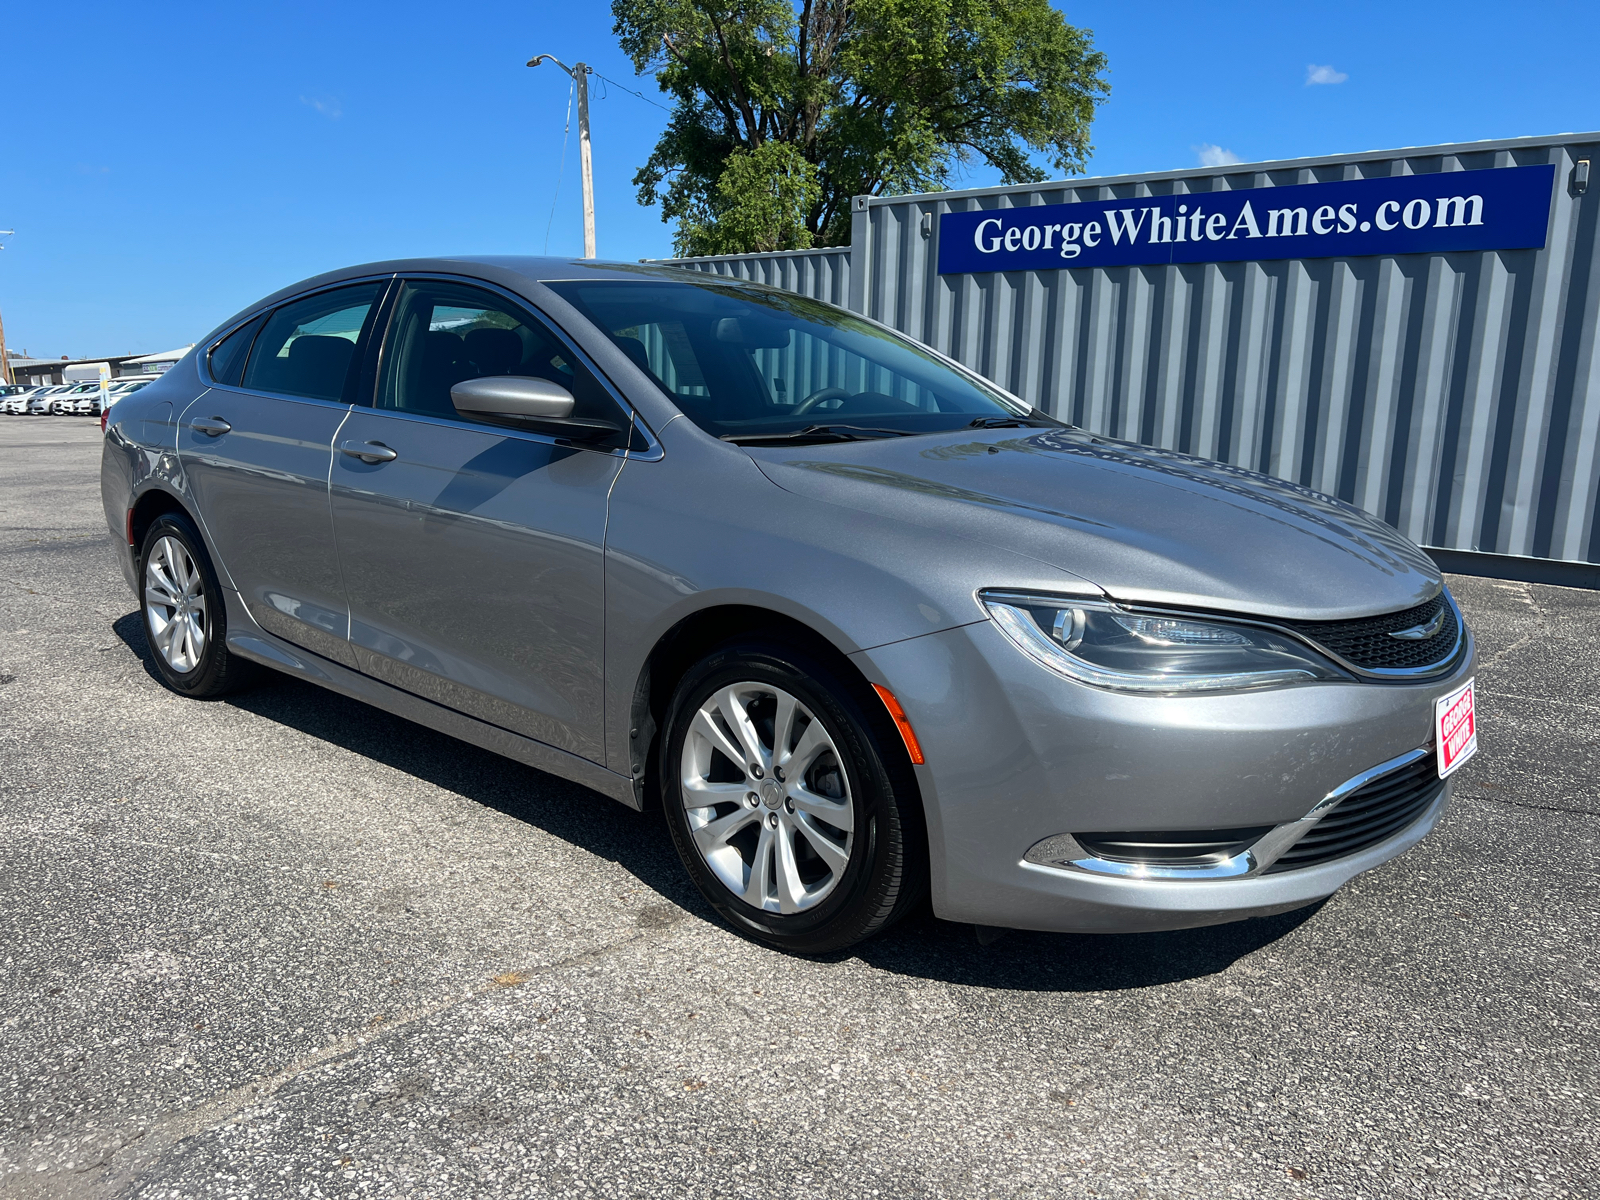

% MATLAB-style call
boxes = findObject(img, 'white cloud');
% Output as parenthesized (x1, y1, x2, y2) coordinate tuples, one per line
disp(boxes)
(1195, 143, 1242, 168)
(300, 95, 343, 119)
(1306, 64, 1349, 86)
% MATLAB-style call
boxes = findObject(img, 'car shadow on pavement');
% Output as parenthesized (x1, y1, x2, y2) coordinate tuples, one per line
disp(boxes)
(113, 611, 1329, 993)
(851, 900, 1326, 992)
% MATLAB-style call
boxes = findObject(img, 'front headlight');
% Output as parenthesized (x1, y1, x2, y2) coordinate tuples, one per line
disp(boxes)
(980, 591, 1348, 694)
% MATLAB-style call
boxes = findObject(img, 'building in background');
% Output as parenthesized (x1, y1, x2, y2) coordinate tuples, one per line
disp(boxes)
(7, 345, 193, 386)
(119, 345, 193, 376)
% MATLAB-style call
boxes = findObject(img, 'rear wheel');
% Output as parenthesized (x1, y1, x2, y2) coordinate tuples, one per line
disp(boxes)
(661, 639, 924, 954)
(140, 512, 256, 698)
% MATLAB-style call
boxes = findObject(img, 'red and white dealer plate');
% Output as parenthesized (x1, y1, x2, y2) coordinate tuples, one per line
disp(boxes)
(1435, 677, 1478, 778)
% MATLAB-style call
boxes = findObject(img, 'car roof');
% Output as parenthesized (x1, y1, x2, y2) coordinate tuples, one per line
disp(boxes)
(247, 256, 767, 310)
(201, 255, 796, 350)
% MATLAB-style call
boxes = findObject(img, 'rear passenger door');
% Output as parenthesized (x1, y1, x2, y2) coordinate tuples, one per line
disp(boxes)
(180, 279, 390, 667)
(328, 277, 628, 763)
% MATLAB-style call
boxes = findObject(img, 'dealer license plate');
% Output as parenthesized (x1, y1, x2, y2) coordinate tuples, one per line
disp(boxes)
(1435, 677, 1477, 778)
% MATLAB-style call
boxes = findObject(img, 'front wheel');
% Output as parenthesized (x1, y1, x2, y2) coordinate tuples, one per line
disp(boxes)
(661, 639, 925, 954)
(140, 512, 256, 698)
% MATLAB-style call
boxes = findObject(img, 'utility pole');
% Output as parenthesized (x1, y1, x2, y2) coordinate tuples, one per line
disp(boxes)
(0, 230, 13, 386)
(527, 55, 596, 258)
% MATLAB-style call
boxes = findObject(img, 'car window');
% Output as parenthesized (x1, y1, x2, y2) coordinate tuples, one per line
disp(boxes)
(546, 278, 1029, 440)
(377, 279, 626, 432)
(610, 319, 710, 399)
(241, 282, 384, 402)
(208, 313, 266, 386)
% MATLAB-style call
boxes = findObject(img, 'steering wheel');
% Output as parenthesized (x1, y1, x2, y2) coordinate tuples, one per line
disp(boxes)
(792, 386, 851, 417)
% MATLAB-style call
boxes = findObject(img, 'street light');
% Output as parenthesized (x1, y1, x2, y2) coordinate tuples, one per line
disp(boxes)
(528, 55, 595, 259)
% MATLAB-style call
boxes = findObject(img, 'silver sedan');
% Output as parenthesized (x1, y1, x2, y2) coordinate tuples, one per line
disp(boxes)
(100, 258, 1476, 953)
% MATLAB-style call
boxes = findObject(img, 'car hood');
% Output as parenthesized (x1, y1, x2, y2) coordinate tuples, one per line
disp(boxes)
(749, 426, 1441, 622)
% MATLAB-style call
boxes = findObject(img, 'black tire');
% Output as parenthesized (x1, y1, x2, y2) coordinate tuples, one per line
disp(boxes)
(139, 511, 256, 698)
(660, 637, 926, 954)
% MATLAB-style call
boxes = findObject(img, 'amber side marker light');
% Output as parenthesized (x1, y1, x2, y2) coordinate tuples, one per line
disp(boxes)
(871, 684, 926, 765)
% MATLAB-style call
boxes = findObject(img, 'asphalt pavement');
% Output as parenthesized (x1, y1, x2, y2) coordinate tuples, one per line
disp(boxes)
(1, 416, 1594, 1199)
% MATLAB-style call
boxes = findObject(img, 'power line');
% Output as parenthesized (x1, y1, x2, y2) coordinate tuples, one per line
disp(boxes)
(588, 69, 673, 113)
(543, 79, 575, 255)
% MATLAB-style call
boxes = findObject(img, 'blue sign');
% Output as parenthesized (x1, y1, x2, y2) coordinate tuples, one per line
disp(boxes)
(937, 164, 1555, 274)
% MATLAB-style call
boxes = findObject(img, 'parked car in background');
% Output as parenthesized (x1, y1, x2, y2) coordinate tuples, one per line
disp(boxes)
(50, 383, 102, 415)
(106, 378, 154, 408)
(102, 257, 1476, 954)
(69, 380, 148, 415)
(29, 386, 72, 414)
(1, 385, 44, 414)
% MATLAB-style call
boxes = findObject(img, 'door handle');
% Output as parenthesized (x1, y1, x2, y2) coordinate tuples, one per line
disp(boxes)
(340, 440, 398, 464)
(190, 417, 231, 437)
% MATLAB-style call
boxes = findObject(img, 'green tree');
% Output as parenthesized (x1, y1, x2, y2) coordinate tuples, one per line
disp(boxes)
(613, 0, 1110, 257)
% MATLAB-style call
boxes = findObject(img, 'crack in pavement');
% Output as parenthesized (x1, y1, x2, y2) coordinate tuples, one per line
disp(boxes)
(1457, 791, 1600, 818)
(2, 924, 671, 1200)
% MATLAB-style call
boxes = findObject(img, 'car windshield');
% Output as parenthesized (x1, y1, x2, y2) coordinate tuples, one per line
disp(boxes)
(546, 277, 1039, 442)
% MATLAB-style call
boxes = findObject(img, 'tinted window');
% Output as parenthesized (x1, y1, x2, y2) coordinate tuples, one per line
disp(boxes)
(378, 279, 625, 431)
(546, 279, 1030, 440)
(242, 282, 383, 402)
(207, 314, 265, 386)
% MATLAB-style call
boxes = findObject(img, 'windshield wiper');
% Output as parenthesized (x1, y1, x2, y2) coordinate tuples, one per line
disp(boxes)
(968, 414, 1046, 429)
(722, 424, 914, 445)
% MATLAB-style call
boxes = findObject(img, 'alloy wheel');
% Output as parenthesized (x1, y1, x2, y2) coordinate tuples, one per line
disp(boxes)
(679, 682, 856, 914)
(144, 534, 208, 673)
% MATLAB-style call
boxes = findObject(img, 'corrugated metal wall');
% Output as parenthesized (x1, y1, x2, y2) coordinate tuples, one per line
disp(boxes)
(659, 133, 1600, 570)
(663, 246, 852, 309)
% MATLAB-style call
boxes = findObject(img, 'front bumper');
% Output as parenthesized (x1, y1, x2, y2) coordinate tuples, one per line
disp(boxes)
(853, 617, 1474, 933)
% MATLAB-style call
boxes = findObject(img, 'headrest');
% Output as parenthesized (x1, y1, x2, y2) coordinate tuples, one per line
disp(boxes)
(612, 336, 653, 374)
(464, 327, 523, 375)
(423, 330, 464, 364)
(286, 334, 355, 380)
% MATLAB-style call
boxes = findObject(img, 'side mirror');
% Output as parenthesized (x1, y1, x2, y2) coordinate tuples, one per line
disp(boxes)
(450, 376, 623, 442)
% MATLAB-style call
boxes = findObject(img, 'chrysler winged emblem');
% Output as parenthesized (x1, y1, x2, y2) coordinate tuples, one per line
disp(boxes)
(1389, 610, 1446, 640)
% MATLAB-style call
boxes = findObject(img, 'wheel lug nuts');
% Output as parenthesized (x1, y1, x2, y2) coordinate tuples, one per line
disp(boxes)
(750, 765, 764, 779)
(774, 766, 785, 781)
(784, 798, 794, 814)
(746, 792, 759, 806)
(766, 813, 778, 828)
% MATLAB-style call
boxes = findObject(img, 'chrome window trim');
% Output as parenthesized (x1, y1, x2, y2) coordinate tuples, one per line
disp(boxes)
(197, 273, 399, 394)
(1023, 746, 1439, 880)
(384, 272, 662, 461)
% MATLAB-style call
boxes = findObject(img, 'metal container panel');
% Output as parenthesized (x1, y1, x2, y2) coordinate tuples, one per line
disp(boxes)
(652, 134, 1600, 568)
(661, 246, 852, 309)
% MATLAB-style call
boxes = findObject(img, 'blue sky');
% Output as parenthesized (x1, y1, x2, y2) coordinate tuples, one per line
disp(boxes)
(3, 1, 1596, 359)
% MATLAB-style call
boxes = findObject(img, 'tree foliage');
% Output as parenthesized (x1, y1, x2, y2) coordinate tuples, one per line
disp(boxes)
(613, 0, 1110, 257)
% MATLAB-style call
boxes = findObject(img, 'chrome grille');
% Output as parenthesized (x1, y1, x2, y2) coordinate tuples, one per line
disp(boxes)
(1282, 593, 1459, 672)
(1265, 753, 1444, 873)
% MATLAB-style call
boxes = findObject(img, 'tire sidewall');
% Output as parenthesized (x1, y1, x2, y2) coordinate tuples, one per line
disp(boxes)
(140, 513, 230, 697)
(660, 640, 907, 952)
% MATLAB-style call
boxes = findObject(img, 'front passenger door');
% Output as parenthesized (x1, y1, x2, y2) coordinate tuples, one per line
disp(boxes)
(329, 278, 628, 763)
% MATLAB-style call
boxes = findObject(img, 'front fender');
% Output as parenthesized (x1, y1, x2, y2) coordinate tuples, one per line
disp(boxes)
(601, 421, 1097, 773)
